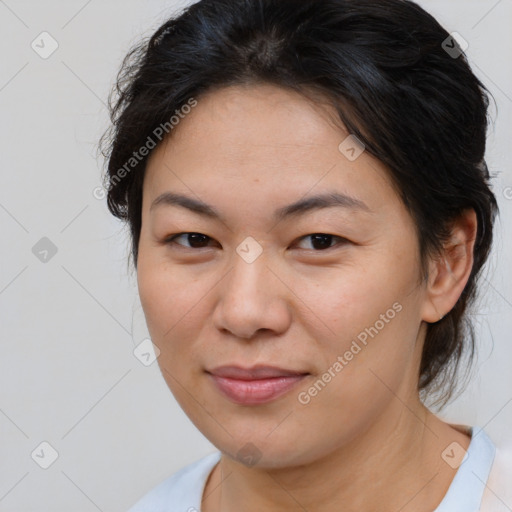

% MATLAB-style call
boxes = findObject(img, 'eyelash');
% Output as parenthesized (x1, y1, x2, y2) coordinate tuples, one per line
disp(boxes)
(164, 232, 349, 252)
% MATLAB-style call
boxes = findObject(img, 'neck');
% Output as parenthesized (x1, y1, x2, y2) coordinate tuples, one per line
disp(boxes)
(202, 399, 471, 512)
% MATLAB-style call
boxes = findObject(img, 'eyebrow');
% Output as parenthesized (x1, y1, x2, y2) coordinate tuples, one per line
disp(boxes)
(150, 191, 371, 222)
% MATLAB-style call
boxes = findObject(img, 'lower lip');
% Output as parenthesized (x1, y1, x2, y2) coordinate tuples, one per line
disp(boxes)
(208, 374, 308, 405)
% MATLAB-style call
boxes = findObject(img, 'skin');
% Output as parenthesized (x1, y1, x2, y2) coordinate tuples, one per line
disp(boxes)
(137, 83, 477, 512)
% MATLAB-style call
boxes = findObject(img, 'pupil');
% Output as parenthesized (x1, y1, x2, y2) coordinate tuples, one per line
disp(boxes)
(188, 233, 208, 248)
(311, 234, 332, 250)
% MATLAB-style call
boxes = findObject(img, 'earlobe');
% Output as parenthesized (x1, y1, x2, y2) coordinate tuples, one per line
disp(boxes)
(421, 209, 477, 324)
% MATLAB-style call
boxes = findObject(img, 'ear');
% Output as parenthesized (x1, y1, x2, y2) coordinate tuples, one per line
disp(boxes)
(421, 209, 478, 323)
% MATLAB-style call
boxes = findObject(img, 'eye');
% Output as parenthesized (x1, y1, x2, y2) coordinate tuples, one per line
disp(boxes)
(165, 232, 217, 249)
(294, 233, 348, 251)
(164, 232, 348, 252)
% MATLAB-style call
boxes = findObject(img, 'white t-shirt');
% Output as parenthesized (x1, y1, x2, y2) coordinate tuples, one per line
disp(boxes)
(128, 426, 512, 512)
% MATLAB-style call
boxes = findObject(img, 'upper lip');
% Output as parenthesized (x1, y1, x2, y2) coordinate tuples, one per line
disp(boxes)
(207, 365, 309, 380)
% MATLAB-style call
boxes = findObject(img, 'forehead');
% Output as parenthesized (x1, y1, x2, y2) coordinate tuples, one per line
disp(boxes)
(149, 84, 344, 170)
(143, 84, 400, 215)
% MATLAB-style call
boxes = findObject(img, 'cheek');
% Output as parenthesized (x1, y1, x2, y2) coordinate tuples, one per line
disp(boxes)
(293, 249, 422, 394)
(136, 247, 225, 379)
(294, 257, 415, 343)
(137, 255, 208, 402)
(290, 297, 417, 460)
(137, 250, 202, 336)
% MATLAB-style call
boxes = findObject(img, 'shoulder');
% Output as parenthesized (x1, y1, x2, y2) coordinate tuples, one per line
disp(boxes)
(480, 438, 512, 511)
(127, 451, 221, 512)
(435, 425, 510, 511)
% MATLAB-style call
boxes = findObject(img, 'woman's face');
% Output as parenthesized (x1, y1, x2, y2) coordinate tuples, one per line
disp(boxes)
(137, 84, 431, 468)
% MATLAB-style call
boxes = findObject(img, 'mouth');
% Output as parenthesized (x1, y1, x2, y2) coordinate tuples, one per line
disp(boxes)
(206, 365, 310, 405)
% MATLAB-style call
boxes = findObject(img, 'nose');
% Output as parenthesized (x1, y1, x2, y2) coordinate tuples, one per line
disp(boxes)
(212, 253, 292, 340)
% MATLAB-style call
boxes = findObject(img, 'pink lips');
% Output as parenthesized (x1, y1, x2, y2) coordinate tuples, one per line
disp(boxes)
(207, 365, 309, 405)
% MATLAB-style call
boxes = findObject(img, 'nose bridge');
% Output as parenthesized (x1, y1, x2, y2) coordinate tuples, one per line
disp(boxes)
(213, 246, 289, 338)
(225, 248, 270, 310)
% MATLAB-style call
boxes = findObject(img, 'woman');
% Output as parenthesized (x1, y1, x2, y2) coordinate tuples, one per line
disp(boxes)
(100, 0, 510, 510)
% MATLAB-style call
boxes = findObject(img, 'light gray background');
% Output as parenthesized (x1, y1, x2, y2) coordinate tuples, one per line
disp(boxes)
(0, 1, 511, 510)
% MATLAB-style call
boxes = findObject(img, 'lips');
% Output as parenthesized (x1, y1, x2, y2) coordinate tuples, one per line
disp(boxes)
(206, 365, 309, 405)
